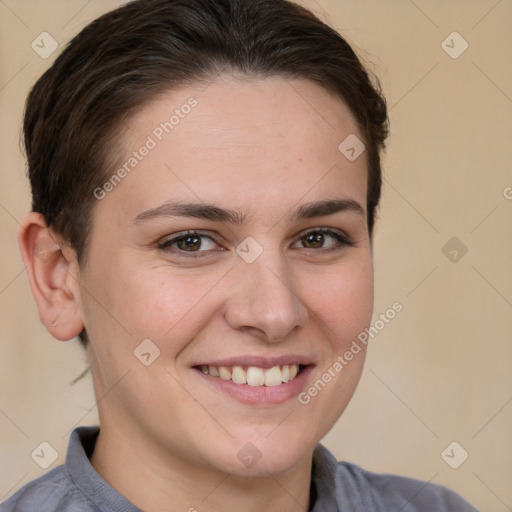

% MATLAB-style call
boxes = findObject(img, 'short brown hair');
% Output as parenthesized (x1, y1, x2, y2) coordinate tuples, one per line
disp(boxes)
(23, 0, 388, 343)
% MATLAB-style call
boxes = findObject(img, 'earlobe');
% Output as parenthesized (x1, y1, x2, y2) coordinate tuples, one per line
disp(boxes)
(18, 212, 85, 341)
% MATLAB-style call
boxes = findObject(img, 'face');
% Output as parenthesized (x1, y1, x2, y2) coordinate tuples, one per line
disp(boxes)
(79, 76, 373, 477)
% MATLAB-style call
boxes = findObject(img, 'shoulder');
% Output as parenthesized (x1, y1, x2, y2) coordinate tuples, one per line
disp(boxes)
(0, 466, 95, 512)
(337, 461, 479, 511)
(312, 444, 479, 511)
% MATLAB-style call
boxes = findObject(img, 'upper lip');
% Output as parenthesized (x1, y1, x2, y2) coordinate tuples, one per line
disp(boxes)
(192, 355, 314, 369)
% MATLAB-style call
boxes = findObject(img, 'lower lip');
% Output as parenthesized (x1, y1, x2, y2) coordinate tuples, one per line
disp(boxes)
(195, 366, 314, 405)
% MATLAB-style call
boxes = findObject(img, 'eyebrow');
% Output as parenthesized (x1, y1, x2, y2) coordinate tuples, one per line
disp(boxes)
(131, 201, 246, 225)
(130, 198, 364, 225)
(291, 198, 364, 221)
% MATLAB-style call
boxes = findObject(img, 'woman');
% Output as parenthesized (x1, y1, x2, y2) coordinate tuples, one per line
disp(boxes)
(3, 0, 478, 510)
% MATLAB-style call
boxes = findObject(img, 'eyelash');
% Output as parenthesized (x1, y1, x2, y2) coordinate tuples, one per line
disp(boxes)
(157, 230, 220, 257)
(295, 227, 354, 249)
(157, 228, 354, 257)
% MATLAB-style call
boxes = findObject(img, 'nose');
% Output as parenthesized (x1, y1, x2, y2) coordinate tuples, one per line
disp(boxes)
(224, 255, 309, 342)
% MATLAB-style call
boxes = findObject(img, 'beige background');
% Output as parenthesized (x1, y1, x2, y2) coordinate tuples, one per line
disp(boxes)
(1, 1, 511, 510)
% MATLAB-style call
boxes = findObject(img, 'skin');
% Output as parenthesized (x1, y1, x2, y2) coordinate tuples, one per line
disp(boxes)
(19, 76, 374, 512)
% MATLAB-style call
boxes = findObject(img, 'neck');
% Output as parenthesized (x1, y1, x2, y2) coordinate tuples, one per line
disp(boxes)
(91, 424, 313, 512)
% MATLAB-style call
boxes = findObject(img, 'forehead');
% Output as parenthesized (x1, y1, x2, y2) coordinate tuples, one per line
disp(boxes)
(94, 76, 367, 225)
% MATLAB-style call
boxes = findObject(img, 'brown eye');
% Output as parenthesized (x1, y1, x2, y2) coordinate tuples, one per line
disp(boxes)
(176, 235, 203, 251)
(292, 229, 353, 250)
(159, 232, 219, 254)
(302, 232, 325, 248)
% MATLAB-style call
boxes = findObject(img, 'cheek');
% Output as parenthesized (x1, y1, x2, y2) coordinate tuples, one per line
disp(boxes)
(302, 255, 374, 347)
(92, 261, 226, 345)
(292, 255, 373, 439)
(80, 260, 226, 396)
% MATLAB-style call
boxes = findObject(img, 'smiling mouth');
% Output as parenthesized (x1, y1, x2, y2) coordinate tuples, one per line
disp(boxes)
(194, 364, 306, 387)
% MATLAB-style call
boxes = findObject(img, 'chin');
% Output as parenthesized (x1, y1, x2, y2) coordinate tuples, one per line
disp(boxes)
(209, 431, 316, 479)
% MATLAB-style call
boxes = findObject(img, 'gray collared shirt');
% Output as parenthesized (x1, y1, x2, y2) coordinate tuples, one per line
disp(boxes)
(1, 427, 478, 511)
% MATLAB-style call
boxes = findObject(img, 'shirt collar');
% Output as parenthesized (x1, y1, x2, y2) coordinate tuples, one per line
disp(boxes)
(66, 426, 141, 512)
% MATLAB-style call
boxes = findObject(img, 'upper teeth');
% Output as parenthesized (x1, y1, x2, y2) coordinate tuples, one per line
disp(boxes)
(199, 364, 299, 387)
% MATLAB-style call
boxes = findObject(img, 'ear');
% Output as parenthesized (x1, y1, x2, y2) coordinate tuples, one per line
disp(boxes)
(18, 212, 85, 341)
